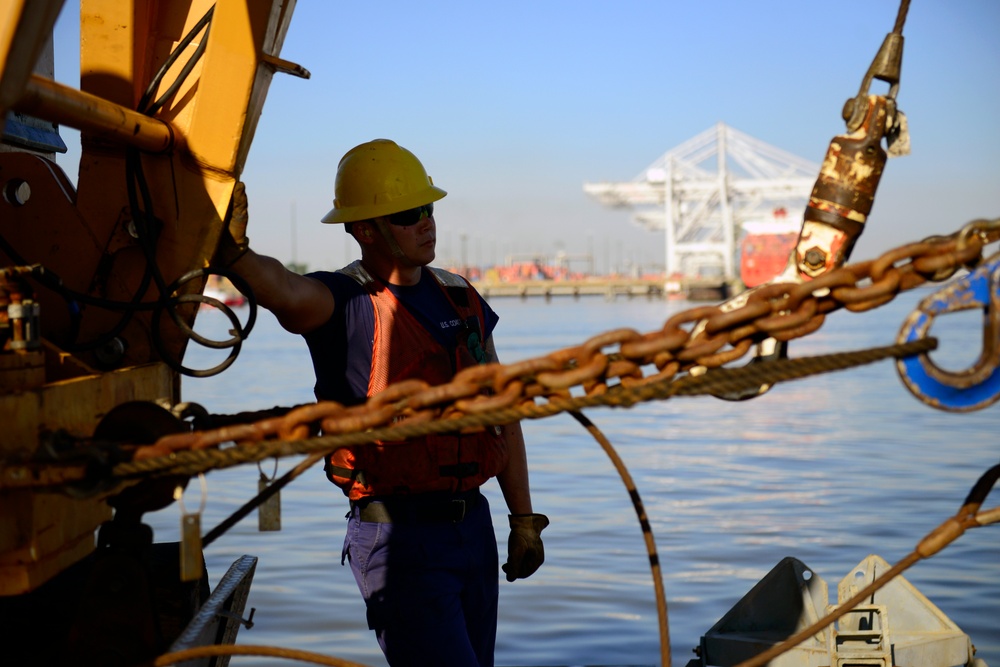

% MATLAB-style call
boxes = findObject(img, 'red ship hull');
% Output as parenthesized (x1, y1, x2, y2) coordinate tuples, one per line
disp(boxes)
(739, 210, 800, 287)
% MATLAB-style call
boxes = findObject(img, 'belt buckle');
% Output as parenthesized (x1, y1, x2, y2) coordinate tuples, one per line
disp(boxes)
(450, 499, 467, 522)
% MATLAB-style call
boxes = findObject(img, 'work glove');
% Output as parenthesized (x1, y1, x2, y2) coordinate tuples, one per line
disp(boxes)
(216, 181, 250, 267)
(502, 513, 549, 582)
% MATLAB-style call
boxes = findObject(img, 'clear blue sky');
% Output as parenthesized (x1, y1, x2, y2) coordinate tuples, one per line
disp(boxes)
(52, 1, 999, 274)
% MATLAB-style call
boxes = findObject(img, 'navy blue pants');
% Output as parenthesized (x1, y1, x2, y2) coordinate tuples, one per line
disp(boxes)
(342, 492, 499, 666)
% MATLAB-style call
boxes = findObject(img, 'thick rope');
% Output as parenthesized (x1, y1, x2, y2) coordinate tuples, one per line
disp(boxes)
(154, 643, 373, 667)
(112, 338, 936, 481)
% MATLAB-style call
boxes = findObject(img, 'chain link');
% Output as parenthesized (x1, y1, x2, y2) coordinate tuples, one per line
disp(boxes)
(1, 223, 996, 489)
(137, 226, 997, 459)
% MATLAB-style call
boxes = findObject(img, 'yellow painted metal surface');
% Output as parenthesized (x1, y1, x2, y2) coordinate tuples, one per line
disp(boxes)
(0, 0, 302, 594)
(0, 349, 44, 391)
(0, 360, 175, 458)
(0, 492, 111, 595)
(2, 0, 301, 374)
(15, 74, 175, 153)
(0, 362, 174, 594)
(0, 0, 64, 116)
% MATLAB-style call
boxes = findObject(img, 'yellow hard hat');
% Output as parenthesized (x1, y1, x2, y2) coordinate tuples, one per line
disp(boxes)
(321, 139, 447, 224)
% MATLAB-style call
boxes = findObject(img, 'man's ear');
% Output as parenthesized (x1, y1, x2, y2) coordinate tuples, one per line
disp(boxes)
(354, 221, 376, 243)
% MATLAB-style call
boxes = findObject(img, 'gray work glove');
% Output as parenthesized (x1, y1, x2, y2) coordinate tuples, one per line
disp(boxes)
(216, 181, 250, 267)
(502, 513, 549, 582)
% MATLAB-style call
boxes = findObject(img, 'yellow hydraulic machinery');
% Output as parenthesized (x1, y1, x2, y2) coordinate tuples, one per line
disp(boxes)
(0, 0, 305, 601)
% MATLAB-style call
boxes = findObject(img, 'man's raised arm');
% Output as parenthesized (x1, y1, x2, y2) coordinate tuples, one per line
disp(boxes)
(217, 183, 334, 335)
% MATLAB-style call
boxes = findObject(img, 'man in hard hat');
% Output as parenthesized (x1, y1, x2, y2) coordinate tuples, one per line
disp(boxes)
(218, 139, 548, 666)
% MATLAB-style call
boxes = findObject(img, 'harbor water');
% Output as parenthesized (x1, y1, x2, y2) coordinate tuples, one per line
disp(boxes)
(152, 286, 1000, 666)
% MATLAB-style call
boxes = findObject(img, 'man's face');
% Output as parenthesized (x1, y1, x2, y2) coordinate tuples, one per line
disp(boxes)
(386, 208, 436, 266)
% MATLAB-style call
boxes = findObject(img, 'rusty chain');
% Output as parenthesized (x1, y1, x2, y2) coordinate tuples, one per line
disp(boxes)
(144, 221, 996, 667)
(89, 338, 932, 483)
(1, 221, 996, 490)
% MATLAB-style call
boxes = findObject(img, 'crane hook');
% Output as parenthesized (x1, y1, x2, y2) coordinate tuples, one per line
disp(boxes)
(896, 253, 1000, 412)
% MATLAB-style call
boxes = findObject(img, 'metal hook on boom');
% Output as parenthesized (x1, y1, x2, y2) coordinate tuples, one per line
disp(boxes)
(896, 252, 1000, 412)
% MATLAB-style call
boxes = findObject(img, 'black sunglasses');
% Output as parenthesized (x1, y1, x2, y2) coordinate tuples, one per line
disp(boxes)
(389, 203, 434, 227)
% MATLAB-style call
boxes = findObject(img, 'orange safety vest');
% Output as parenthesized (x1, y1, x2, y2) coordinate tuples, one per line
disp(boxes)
(325, 262, 508, 500)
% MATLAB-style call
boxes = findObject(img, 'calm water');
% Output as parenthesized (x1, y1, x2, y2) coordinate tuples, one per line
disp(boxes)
(150, 287, 1000, 666)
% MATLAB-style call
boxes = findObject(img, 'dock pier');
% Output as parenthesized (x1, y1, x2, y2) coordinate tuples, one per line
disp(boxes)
(471, 278, 734, 301)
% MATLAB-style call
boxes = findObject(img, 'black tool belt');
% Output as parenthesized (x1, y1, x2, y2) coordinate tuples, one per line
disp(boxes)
(352, 488, 482, 524)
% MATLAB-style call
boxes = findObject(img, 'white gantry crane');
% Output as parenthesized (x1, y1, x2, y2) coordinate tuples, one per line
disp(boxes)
(584, 122, 819, 282)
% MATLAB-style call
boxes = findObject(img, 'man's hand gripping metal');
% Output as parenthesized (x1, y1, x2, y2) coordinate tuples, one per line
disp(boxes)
(216, 182, 251, 268)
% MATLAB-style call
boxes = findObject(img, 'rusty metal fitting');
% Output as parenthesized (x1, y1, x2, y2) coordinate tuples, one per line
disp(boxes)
(803, 247, 827, 271)
(797, 96, 892, 279)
